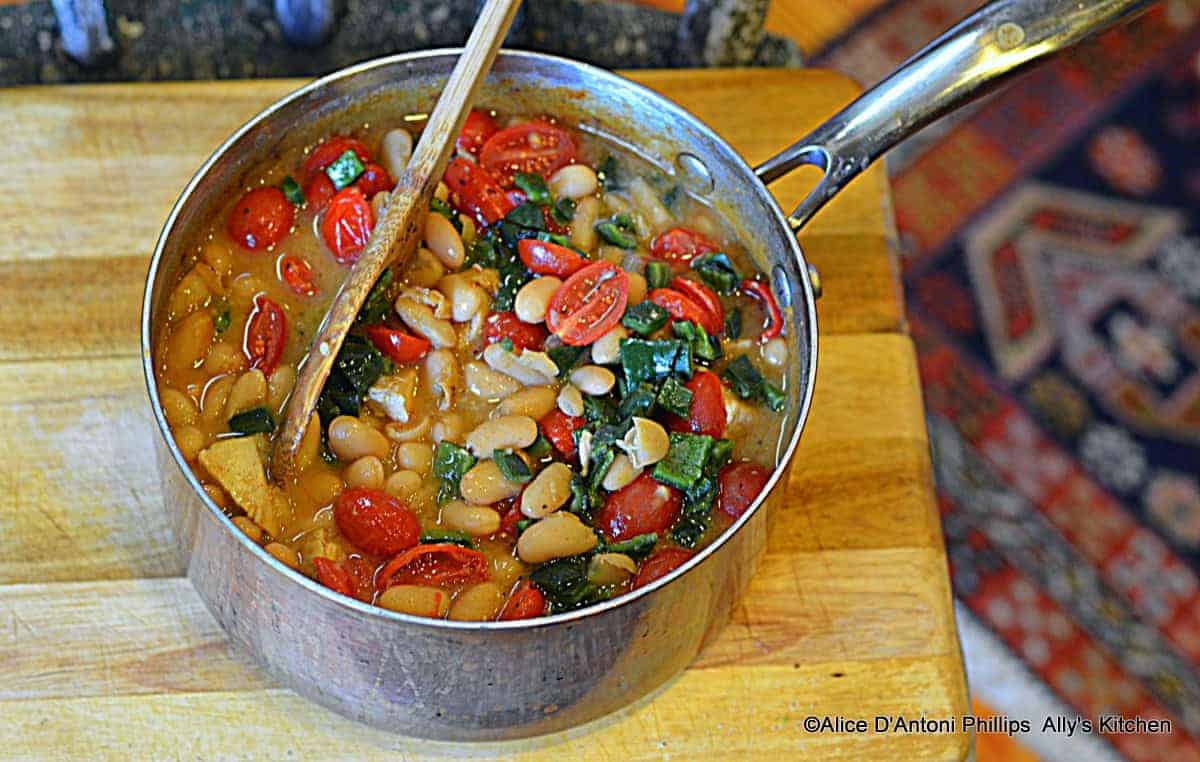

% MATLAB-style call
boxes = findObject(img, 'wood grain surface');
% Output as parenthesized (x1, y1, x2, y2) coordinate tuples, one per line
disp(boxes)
(0, 69, 969, 760)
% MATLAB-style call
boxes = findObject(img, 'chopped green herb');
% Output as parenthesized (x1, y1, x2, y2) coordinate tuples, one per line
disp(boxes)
(671, 437, 734, 547)
(515, 518, 534, 535)
(228, 406, 275, 436)
(645, 261, 672, 290)
(568, 472, 600, 520)
(530, 555, 606, 613)
(595, 214, 637, 249)
(551, 197, 577, 226)
(673, 320, 721, 362)
(213, 307, 231, 335)
(763, 382, 786, 412)
(535, 230, 575, 249)
(600, 532, 658, 558)
(281, 175, 305, 205)
(725, 308, 743, 340)
(526, 434, 552, 460)
(325, 149, 365, 190)
(429, 197, 463, 233)
(514, 173, 551, 206)
(505, 202, 547, 231)
(622, 301, 670, 336)
(588, 441, 616, 492)
(691, 253, 741, 295)
(316, 335, 387, 424)
(433, 441, 476, 503)
(547, 344, 585, 378)
(722, 355, 785, 411)
(583, 395, 618, 427)
(652, 432, 714, 490)
(469, 229, 532, 311)
(620, 338, 691, 390)
(499, 337, 515, 353)
(617, 383, 658, 419)
(420, 529, 475, 548)
(598, 155, 622, 191)
(709, 438, 734, 471)
(494, 449, 533, 484)
(356, 269, 394, 325)
(657, 376, 694, 418)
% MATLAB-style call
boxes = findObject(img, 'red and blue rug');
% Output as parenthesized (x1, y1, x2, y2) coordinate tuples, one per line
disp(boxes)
(816, 3, 1200, 760)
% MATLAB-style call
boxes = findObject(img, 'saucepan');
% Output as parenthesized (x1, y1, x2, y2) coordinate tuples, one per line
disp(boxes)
(141, 0, 1151, 740)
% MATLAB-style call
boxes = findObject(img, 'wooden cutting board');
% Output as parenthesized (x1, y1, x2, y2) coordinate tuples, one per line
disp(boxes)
(0, 69, 970, 760)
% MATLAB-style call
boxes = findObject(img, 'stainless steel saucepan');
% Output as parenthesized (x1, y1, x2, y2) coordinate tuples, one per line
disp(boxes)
(142, 0, 1152, 740)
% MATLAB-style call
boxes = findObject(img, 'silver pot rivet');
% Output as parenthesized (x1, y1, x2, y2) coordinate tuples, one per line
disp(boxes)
(807, 262, 823, 299)
(771, 264, 792, 308)
(675, 152, 714, 194)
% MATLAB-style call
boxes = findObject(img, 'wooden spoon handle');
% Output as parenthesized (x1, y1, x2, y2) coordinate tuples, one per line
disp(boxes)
(272, 0, 522, 480)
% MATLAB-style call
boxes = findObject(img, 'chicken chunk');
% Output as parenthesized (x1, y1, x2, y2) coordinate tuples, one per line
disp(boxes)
(368, 368, 419, 423)
(198, 435, 290, 537)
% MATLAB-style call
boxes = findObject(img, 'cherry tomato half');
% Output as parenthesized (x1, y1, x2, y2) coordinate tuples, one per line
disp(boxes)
(279, 254, 318, 297)
(597, 472, 682, 542)
(457, 109, 499, 157)
(539, 408, 584, 459)
(650, 227, 720, 265)
(648, 288, 716, 334)
(717, 461, 773, 519)
(632, 547, 696, 590)
(498, 580, 546, 621)
(376, 544, 491, 590)
(479, 121, 578, 187)
(666, 370, 727, 438)
(670, 277, 724, 334)
(244, 294, 288, 377)
(444, 157, 517, 226)
(227, 187, 295, 251)
(546, 261, 630, 347)
(333, 487, 420, 557)
(302, 136, 371, 181)
(484, 311, 548, 352)
(320, 186, 375, 265)
(313, 557, 356, 598)
(303, 173, 336, 210)
(518, 239, 589, 278)
(354, 163, 394, 199)
(364, 325, 431, 364)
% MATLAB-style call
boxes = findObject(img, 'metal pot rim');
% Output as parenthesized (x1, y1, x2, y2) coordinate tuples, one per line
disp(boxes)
(140, 48, 818, 631)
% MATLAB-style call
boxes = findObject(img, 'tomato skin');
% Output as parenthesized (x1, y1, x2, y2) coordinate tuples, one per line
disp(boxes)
(479, 121, 578, 186)
(718, 461, 773, 519)
(320, 187, 375, 265)
(499, 502, 523, 536)
(244, 295, 288, 377)
(539, 408, 584, 459)
(667, 370, 727, 438)
(498, 580, 546, 620)
(632, 548, 696, 590)
(457, 109, 499, 156)
(364, 325, 431, 364)
(484, 311, 548, 352)
(518, 239, 588, 278)
(546, 261, 630, 346)
(741, 278, 784, 342)
(279, 254, 318, 297)
(444, 157, 517, 226)
(313, 557, 356, 598)
(650, 227, 720, 265)
(376, 544, 490, 590)
(354, 163, 393, 199)
(227, 187, 295, 251)
(303, 136, 371, 181)
(598, 473, 683, 542)
(333, 488, 420, 557)
(648, 288, 715, 333)
(670, 277, 724, 334)
(303, 173, 336, 210)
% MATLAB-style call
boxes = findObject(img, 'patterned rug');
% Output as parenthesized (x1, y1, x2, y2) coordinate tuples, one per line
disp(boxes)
(815, 2, 1200, 760)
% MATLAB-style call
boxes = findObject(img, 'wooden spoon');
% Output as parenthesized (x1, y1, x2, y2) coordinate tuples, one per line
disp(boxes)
(271, 0, 522, 480)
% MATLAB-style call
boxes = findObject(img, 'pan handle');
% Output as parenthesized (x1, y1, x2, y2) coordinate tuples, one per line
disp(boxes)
(754, 0, 1155, 232)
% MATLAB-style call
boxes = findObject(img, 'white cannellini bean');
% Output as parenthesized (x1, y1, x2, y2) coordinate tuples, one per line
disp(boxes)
(384, 469, 422, 497)
(548, 164, 599, 199)
(602, 453, 642, 492)
(570, 196, 600, 251)
(763, 336, 788, 367)
(371, 190, 390, 218)
(499, 386, 558, 420)
(464, 361, 522, 399)
(434, 181, 449, 201)
(590, 325, 627, 365)
(424, 211, 465, 269)
(569, 365, 615, 396)
(441, 500, 502, 536)
(482, 343, 558, 385)
(627, 271, 648, 305)
(424, 349, 460, 411)
(328, 416, 390, 461)
(437, 273, 489, 323)
(465, 415, 538, 458)
(514, 276, 562, 324)
(520, 462, 573, 518)
(517, 512, 598, 564)
(395, 297, 456, 348)
(448, 582, 504, 621)
(407, 247, 446, 288)
(588, 553, 637, 586)
(628, 176, 673, 233)
(344, 456, 385, 490)
(378, 585, 450, 617)
(556, 384, 585, 417)
(431, 412, 465, 444)
(618, 417, 670, 469)
(381, 128, 414, 179)
(460, 460, 523, 505)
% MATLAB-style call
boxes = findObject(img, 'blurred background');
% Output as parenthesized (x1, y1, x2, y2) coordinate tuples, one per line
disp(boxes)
(6, 0, 1200, 759)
